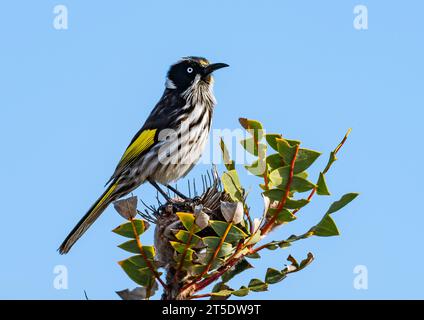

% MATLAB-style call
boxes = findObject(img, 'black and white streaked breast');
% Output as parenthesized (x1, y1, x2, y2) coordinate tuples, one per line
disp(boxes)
(132, 76, 216, 185)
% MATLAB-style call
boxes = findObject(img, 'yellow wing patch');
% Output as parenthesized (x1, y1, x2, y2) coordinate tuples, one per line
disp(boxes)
(118, 129, 157, 169)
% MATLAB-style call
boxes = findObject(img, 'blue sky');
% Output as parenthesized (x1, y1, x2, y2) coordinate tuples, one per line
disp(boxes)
(0, 1, 423, 299)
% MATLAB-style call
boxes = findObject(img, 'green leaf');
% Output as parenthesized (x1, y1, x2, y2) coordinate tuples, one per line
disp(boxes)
(221, 259, 253, 283)
(141, 246, 156, 259)
(311, 193, 358, 237)
(262, 189, 283, 201)
(262, 190, 310, 209)
(285, 253, 314, 273)
(268, 208, 296, 224)
(265, 134, 283, 151)
(293, 148, 321, 173)
(220, 138, 235, 171)
(264, 242, 279, 250)
(190, 256, 225, 274)
(188, 264, 207, 276)
(202, 237, 233, 258)
(210, 290, 233, 298)
(209, 220, 248, 243)
(239, 118, 264, 140)
(266, 153, 284, 171)
(291, 177, 316, 193)
(245, 230, 261, 245)
(212, 282, 228, 293)
(176, 212, 201, 233)
(277, 138, 297, 165)
(232, 286, 250, 297)
(286, 255, 299, 269)
(240, 138, 261, 156)
(263, 240, 293, 250)
(296, 171, 309, 180)
(278, 241, 292, 248)
(169, 241, 195, 258)
(221, 170, 243, 202)
(244, 143, 267, 176)
(169, 240, 186, 253)
(245, 160, 268, 177)
(312, 214, 340, 237)
(265, 268, 287, 284)
(317, 172, 330, 195)
(269, 168, 316, 192)
(299, 252, 314, 270)
(174, 230, 202, 247)
(248, 279, 268, 292)
(284, 198, 310, 209)
(277, 141, 321, 174)
(245, 252, 261, 259)
(126, 255, 150, 268)
(118, 260, 153, 287)
(286, 139, 301, 146)
(286, 232, 313, 243)
(112, 219, 148, 238)
(269, 166, 290, 187)
(274, 176, 315, 193)
(326, 193, 359, 214)
(118, 240, 140, 254)
(118, 241, 155, 257)
(210, 282, 233, 300)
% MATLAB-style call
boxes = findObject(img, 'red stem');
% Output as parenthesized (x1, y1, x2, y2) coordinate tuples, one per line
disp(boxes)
(261, 145, 299, 235)
(292, 188, 316, 215)
(200, 222, 233, 277)
(130, 218, 167, 289)
(195, 254, 241, 292)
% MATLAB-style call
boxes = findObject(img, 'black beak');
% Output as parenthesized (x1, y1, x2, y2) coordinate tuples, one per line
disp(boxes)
(203, 63, 229, 76)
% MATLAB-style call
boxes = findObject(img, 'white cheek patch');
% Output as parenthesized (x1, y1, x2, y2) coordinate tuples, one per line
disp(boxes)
(193, 74, 201, 86)
(165, 77, 176, 89)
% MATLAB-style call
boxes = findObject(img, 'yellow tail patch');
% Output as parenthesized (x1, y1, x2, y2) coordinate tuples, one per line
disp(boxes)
(93, 182, 118, 213)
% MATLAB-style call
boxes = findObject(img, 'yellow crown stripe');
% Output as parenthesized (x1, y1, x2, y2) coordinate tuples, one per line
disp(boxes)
(119, 129, 157, 168)
(199, 59, 209, 67)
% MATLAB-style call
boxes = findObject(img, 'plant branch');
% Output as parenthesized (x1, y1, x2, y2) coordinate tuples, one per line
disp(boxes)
(293, 129, 351, 215)
(249, 243, 269, 255)
(129, 218, 167, 289)
(323, 128, 351, 174)
(260, 144, 299, 234)
(194, 251, 242, 293)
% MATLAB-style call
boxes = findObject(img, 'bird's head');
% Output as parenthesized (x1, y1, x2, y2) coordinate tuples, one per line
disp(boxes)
(166, 57, 229, 92)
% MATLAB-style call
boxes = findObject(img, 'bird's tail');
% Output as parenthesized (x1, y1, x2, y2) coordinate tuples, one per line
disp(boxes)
(59, 182, 119, 254)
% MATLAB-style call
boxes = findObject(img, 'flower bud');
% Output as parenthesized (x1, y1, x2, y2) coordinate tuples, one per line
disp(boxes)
(113, 196, 138, 220)
(194, 205, 209, 229)
(220, 201, 244, 224)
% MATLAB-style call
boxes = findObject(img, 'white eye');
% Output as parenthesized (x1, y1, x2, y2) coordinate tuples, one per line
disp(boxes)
(187, 67, 193, 73)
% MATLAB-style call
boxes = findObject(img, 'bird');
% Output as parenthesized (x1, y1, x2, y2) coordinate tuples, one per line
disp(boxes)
(59, 56, 229, 254)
